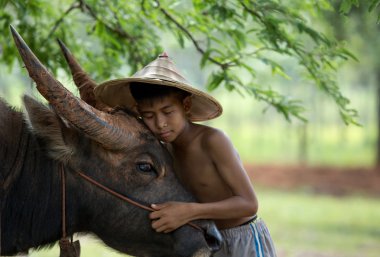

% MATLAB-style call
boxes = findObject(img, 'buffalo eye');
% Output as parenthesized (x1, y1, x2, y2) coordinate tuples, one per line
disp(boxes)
(136, 162, 156, 174)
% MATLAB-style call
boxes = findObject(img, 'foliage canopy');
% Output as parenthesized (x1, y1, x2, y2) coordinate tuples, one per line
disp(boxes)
(0, 0, 364, 124)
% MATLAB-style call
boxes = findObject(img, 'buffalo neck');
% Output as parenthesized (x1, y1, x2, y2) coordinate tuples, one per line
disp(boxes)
(0, 119, 73, 255)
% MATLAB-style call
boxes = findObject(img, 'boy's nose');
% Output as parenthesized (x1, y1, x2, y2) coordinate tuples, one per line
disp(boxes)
(156, 117, 167, 129)
(157, 122, 168, 129)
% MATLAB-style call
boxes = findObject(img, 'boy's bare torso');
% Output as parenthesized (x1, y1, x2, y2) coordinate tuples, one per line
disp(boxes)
(169, 123, 253, 229)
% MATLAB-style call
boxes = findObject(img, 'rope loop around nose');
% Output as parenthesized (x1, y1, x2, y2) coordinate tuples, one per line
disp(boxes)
(70, 168, 203, 232)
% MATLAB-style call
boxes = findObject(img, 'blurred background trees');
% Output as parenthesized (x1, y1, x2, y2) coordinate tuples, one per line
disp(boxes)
(0, 0, 358, 121)
(0, 0, 378, 167)
(326, 0, 380, 166)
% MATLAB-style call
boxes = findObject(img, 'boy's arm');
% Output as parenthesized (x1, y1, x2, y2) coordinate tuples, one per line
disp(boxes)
(150, 129, 258, 233)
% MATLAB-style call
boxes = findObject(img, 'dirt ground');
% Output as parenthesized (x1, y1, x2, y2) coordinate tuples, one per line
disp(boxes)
(244, 164, 380, 197)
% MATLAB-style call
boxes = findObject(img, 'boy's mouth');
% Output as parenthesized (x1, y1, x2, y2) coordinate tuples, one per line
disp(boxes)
(158, 131, 171, 139)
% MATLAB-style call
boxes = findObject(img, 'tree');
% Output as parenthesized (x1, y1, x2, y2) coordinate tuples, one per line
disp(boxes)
(330, 0, 380, 166)
(339, 0, 380, 21)
(0, 0, 358, 124)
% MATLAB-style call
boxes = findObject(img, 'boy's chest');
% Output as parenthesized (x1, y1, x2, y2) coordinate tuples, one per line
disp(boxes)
(172, 149, 228, 202)
(174, 152, 212, 181)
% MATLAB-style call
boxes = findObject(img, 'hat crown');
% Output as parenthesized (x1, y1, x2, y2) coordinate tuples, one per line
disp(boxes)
(132, 52, 189, 84)
(95, 52, 223, 121)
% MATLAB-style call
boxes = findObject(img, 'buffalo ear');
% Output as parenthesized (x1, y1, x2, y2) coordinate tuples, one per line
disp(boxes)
(23, 95, 74, 163)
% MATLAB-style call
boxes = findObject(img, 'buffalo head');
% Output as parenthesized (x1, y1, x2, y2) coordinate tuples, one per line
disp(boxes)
(1, 25, 222, 257)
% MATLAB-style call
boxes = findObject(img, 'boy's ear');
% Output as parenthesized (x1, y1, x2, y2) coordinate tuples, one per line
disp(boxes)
(132, 104, 142, 119)
(183, 96, 192, 113)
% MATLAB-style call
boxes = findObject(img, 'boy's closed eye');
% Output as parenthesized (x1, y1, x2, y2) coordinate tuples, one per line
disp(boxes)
(141, 113, 154, 119)
(162, 106, 175, 114)
(163, 110, 174, 115)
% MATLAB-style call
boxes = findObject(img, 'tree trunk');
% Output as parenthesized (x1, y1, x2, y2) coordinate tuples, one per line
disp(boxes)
(298, 123, 308, 165)
(376, 70, 380, 169)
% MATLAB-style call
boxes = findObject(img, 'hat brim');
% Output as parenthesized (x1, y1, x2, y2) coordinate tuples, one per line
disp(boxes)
(94, 77, 223, 122)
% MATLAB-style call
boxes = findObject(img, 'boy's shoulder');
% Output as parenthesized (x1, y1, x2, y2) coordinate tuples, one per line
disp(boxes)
(195, 123, 223, 138)
(196, 124, 232, 150)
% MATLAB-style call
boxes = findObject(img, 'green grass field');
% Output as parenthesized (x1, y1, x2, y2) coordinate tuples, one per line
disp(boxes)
(29, 187, 380, 257)
(257, 187, 380, 257)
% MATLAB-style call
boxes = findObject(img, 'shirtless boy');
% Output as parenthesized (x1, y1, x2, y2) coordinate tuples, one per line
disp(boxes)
(94, 53, 276, 257)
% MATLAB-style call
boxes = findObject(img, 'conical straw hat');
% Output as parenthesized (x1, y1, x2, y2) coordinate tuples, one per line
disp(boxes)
(94, 53, 223, 121)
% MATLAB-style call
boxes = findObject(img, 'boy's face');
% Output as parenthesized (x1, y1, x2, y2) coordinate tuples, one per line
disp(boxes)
(137, 94, 190, 143)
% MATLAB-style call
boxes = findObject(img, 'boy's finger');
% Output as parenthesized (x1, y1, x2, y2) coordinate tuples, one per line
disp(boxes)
(149, 211, 161, 220)
(151, 218, 166, 229)
(153, 223, 166, 233)
(151, 220, 158, 230)
(151, 203, 165, 209)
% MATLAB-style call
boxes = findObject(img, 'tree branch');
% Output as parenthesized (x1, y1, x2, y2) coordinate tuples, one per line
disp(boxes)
(78, 0, 145, 65)
(78, 0, 134, 40)
(41, 1, 81, 46)
(155, 0, 229, 70)
(238, 0, 264, 23)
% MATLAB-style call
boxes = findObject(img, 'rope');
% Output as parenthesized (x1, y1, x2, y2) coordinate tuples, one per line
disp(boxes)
(60, 165, 67, 238)
(75, 169, 203, 231)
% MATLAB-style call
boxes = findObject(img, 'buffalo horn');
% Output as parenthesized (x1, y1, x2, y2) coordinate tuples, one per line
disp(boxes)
(57, 39, 109, 110)
(10, 25, 134, 150)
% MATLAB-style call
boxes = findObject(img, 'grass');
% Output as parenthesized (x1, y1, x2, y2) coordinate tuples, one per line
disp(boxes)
(28, 187, 380, 257)
(257, 187, 380, 257)
(29, 236, 126, 257)
(206, 90, 377, 168)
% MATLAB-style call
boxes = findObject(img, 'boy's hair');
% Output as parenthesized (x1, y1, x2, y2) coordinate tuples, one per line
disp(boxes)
(130, 82, 190, 104)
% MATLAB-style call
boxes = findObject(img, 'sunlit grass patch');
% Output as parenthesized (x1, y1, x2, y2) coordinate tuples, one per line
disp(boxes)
(29, 236, 128, 257)
(257, 187, 380, 257)
(28, 187, 380, 257)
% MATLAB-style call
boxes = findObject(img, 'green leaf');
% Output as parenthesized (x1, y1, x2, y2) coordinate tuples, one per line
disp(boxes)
(339, 0, 359, 14)
(176, 31, 185, 48)
(200, 49, 212, 68)
(0, 0, 10, 8)
(369, 0, 380, 12)
(207, 71, 225, 91)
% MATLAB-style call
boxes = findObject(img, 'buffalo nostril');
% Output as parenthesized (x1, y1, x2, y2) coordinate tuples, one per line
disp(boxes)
(204, 225, 223, 253)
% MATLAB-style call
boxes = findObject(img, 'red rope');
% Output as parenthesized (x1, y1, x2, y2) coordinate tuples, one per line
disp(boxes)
(75, 170, 154, 212)
(74, 169, 203, 231)
(60, 165, 67, 238)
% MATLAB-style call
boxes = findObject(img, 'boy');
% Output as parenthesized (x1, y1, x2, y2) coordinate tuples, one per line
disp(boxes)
(94, 53, 276, 257)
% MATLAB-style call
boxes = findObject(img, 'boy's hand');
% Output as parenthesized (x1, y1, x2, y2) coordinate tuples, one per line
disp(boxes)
(149, 202, 191, 233)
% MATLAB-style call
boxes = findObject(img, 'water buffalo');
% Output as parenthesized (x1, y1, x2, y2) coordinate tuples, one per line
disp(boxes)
(0, 26, 222, 257)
